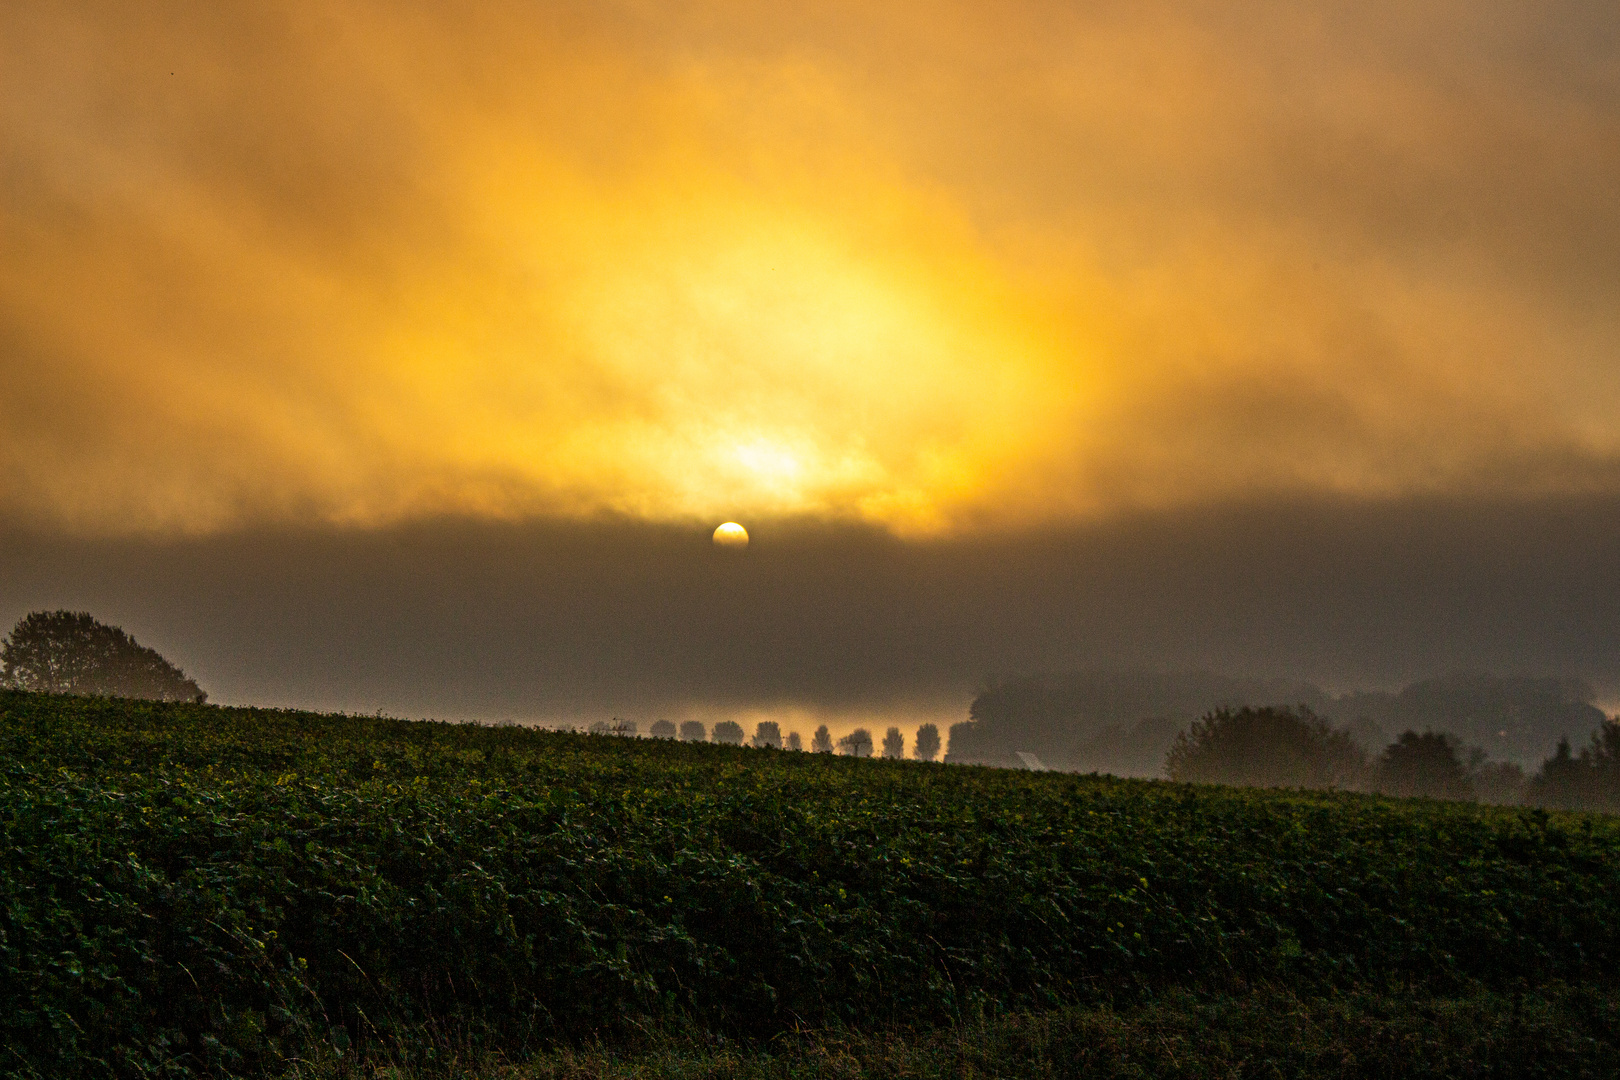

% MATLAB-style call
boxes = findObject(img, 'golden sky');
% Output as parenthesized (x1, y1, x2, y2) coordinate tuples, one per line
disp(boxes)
(3, 0, 1618, 537)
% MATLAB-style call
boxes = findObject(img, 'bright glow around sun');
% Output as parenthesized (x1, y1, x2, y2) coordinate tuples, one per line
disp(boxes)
(713, 522, 749, 548)
(4, 3, 1617, 539)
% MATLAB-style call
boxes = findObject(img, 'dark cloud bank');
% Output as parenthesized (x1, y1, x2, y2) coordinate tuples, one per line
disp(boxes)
(3, 493, 1617, 758)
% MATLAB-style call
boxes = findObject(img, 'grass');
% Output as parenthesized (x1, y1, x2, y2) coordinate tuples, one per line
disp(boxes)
(2, 691, 1617, 1078)
(278, 984, 1620, 1080)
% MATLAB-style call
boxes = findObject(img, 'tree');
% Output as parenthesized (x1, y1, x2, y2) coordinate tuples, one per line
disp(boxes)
(1378, 731, 1472, 800)
(2, 610, 206, 703)
(913, 723, 941, 762)
(649, 719, 678, 739)
(785, 731, 803, 751)
(679, 720, 708, 742)
(1465, 748, 1525, 805)
(1163, 706, 1366, 789)
(837, 728, 874, 757)
(751, 721, 783, 749)
(712, 720, 744, 745)
(1526, 720, 1620, 812)
(811, 724, 833, 753)
(881, 726, 904, 759)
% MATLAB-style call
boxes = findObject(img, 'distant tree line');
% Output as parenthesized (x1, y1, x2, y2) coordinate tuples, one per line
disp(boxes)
(606, 700, 1618, 811)
(1526, 723, 1620, 813)
(951, 669, 1608, 776)
(625, 716, 943, 761)
(1163, 705, 1620, 811)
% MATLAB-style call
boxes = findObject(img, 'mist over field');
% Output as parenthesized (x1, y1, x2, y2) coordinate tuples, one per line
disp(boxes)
(4, 492, 1619, 764)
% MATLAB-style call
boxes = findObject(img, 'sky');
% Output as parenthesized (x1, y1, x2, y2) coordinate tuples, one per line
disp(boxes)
(2, 1, 1618, 731)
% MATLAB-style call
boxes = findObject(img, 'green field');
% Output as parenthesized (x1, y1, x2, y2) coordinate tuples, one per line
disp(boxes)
(3, 692, 1618, 1078)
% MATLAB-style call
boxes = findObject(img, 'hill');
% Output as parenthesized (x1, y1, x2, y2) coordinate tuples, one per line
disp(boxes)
(3, 691, 1618, 1078)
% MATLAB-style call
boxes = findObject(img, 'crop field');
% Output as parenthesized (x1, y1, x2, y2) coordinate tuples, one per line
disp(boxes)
(3, 691, 1619, 1078)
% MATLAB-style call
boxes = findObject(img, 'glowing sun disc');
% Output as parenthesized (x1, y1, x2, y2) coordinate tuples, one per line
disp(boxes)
(713, 522, 749, 548)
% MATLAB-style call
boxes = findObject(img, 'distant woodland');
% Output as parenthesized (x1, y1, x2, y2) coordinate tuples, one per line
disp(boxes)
(948, 670, 1618, 811)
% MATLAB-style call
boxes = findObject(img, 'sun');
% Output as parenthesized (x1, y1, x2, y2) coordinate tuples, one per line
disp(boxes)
(712, 522, 749, 548)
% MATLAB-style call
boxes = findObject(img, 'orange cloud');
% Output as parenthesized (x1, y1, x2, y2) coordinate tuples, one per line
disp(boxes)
(2, 0, 1617, 536)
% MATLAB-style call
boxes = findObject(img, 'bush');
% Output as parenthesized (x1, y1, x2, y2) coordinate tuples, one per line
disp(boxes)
(1164, 706, 1366, 789)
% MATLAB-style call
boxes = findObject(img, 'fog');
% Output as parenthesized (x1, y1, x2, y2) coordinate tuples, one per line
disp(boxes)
(4, 493, 1618, 739)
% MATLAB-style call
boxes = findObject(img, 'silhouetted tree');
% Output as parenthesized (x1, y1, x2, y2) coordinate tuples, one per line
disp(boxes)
(786, 731, 803, 751)
(1525, 720, 1620, 812)
(649, 719, 678, 739)
(679, 720, 707, 742)
(955, 668, 1603, 772)
(752, 721, 783, 749)
(1466, 748, 1525, 805)
(1378, 730, 1472, 800)
(913, 723, 941, 762)
(955, 670, 1330, 768)
(1164, 706, 1366, 789)
(712, 720, 744, 745)
(881, 726, 904, 759)
(811, 724, 833, 753)
(2, 611, 206, 703)
(838, 728, 874, 757)
(588, 720, 612, 735)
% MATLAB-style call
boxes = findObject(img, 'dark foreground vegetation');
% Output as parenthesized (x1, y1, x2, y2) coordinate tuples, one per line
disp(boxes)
(4, 693, 1619, 1078)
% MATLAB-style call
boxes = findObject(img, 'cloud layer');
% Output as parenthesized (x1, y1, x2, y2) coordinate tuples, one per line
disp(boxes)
(4, 0, 1618, 535)
(4, 493, 1619, 727)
